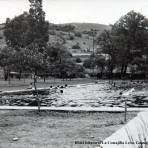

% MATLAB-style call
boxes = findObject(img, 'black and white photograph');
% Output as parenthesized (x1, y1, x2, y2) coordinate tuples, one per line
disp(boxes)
(0, 0, 148, 148)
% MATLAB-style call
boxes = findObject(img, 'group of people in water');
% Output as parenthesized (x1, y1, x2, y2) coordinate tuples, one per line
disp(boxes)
(27, 83, 68, 94)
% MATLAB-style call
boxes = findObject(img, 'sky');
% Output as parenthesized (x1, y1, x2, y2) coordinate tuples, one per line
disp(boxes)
(0, 0, 148, 25)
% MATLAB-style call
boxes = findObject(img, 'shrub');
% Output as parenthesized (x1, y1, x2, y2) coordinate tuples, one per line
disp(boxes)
(83, 58, 94, 68)
(75, 32, 82, 37)
(49, 30, 56, 35)
(72, 43, 81, 49)
(69, 35, 74, 40)
(76, 57, 82, 63)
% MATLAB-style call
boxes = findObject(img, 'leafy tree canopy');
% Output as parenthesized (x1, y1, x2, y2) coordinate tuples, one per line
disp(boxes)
(4, 0, 49, 52)
(97, 11, 148, 76)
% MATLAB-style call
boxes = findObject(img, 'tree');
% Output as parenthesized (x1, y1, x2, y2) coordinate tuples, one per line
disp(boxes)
(97, 30, 117, 78)
(61, 25, 75, 37)
(112, 11, 148, 77)
(72, 43, 81, 49)
(4, 0, 49, 52)
(46, 43, 72, 63)
(83, 58, 94, 69)
(45, 43, 77, 78)
(75, 57, 82, 63)
(75, 32, 82, 37)
(94, 55, 106, 78)
(52, 60, 84, 79)
(97, 11, 148, 78)
(3, 0, 50, 112)
(4, 12, 30, 50)
(4, 0, 49, 74)
(28, 0, 49, 52)
(0, 47, 15, 80)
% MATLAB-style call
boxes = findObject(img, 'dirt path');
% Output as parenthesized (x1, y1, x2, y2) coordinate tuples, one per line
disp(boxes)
(0, 110, 138, 148)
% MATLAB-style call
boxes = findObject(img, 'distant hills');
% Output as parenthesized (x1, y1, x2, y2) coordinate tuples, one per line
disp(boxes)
(68, 23, 110, 32)
(49, 23, 110, 53)
(0, 22, 110, 53)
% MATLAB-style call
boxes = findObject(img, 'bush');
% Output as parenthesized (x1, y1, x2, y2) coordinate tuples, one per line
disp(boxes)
(49, 30, 56, 35)
(72, 43, 81, 49)
(83, 58, 94, 68)
(76, 57, 82, 63)
(75, 32, 82, 37)
(51, 60, 85, 79)
(69, 35, 74, 40)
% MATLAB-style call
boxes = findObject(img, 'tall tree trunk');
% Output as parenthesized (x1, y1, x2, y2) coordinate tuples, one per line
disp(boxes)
(19, 70, 22, 80)
(101, 66, 104, 78)
(120, 64, 124, 79)
(4, 69, 8, 81)
(123, 65, 128, 77)
(8, 70, 11, 85)
(43, 75, 46, 82)
(109, 66, 113, 79)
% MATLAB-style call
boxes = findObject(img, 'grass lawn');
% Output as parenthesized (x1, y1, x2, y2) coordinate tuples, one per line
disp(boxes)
(0, 78, 98, 91)
(1, 78, 147, 92)
(0, 110, 138, 148)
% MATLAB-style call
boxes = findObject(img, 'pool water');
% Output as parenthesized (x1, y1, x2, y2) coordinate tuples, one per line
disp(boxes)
(46, 82, 148, 108)
(1, 82, 148, 108)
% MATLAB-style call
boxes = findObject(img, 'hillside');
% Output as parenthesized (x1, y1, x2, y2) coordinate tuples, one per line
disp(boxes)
(69, 23, 110, 32)
(49, 23, 110, 53)
(0, 24, 5, 48)
(0, 23, 110, 53)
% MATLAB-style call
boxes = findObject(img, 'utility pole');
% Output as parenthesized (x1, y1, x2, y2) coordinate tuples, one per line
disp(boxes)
(91, 29, 96, 77)
(91, 29, 96, 56)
